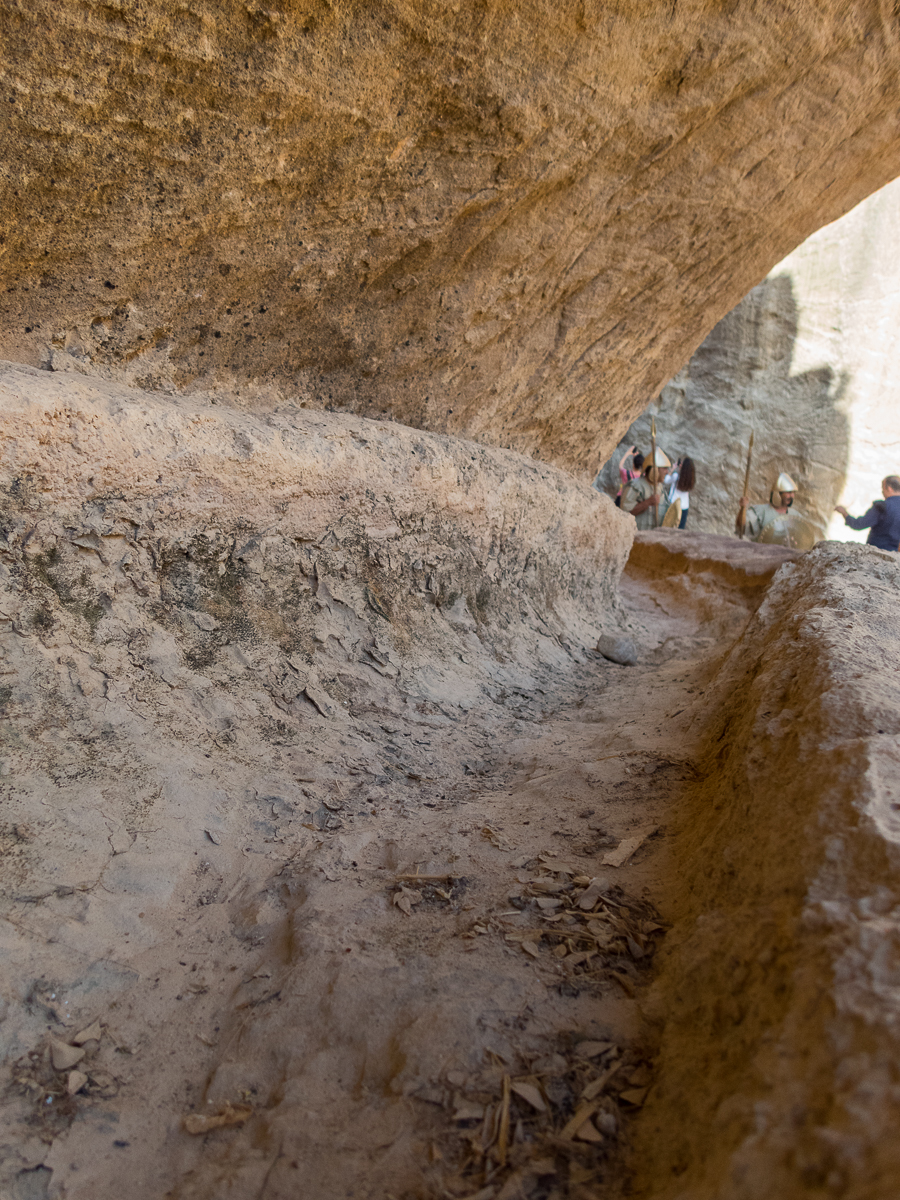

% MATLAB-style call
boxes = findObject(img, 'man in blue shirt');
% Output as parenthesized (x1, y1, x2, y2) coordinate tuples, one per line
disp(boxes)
(835, 476, 900, 551)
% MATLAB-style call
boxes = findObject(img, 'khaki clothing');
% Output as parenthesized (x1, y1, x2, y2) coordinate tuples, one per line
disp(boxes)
(621, 475, 669, 531)
(746, 503, 817, 549)
(746, 503, 792, 540)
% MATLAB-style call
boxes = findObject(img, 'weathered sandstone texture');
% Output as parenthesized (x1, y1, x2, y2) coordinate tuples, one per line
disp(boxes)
(597, 175, 900, 539)
(634, 541, 900, 1199)
(3, 2, 900, 471)
(0, 360, 634, 1196)
(626, 529, 797, 622)
(0, 359, 628, 706)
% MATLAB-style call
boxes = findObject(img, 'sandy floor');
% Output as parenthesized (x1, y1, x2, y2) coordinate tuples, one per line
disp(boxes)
(1, 529, 792, 1200)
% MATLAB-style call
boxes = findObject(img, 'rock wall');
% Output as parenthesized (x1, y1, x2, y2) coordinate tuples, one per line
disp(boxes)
(634, 541, 900, 1199)
(2, 2, 900, 471)
(596, 175, 900, 540)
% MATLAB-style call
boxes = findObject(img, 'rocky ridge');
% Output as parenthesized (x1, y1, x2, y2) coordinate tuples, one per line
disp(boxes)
(634, 541, 900, 1199)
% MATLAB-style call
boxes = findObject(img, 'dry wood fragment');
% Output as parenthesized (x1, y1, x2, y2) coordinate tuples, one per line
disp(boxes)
(182, 1103, 252, 1135)
(559, 1101, 600, 1140)
(575, 1040, 613, 1059)
(582, 1061, 621, 1101)
(601, 827, 657, 868)
(510, 1081, 547, 1112)
(481, 1100, 502, 1152)
(497, 1074, 510, 1166)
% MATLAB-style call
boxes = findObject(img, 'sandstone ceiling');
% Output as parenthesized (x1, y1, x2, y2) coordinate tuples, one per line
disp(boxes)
(2, 0, 900, 472)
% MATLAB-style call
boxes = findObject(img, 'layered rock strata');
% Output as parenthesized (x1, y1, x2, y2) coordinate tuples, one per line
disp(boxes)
(3, 2, 900, 470)
(635, 541, 900, 1199)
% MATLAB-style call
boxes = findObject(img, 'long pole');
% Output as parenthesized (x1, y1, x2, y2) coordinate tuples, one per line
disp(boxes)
(736, 429, 754, 538)
(650, 416, 658, 528)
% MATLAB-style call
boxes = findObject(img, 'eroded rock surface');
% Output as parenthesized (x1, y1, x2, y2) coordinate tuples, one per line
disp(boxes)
(3, 3, 900, 469)
(0, 360, 636, 1196)
(5, 381, 898, 1200)
(635, 541, 900, 1199)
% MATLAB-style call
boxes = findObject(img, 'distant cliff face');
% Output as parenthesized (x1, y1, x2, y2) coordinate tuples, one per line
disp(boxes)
(597, 176, 900, 540)
(2, 1, 900, 471)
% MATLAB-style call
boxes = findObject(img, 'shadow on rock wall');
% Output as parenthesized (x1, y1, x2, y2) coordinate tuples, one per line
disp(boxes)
(596, 273, 850, 538)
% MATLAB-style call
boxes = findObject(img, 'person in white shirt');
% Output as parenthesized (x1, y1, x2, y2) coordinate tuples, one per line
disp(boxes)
(663, 457, 695, 528)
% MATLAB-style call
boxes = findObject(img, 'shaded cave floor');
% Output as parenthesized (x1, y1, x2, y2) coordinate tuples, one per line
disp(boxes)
(3, 532, 792, 1200)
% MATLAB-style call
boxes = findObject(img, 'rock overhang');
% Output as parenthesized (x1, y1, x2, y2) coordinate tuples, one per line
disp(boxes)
(2, 1, 899, 472)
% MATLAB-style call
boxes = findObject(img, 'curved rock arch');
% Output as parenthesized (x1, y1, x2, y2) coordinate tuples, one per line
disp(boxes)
(1, 0, 898, 470)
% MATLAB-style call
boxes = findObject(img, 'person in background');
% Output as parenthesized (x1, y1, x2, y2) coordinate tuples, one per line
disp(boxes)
(621, 448, 671, 530)
(835, 476, 900, 551)
(664, 457, 696, 529)
(739, 472, 799, 540)
(615, 446, 644, 507)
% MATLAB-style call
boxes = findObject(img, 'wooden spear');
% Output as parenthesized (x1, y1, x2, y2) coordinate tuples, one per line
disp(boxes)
(736, 429, 754, 538)
(650, 415, 658, 528)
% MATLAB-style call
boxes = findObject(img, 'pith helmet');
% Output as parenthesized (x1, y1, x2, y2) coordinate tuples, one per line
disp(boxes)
(645, 448, 672, 468)
(775, 472, 798, 492)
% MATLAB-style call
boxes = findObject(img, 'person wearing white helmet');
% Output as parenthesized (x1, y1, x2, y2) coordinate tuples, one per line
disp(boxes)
(621, 447, 671, 531)
(737, 472, 804, 542)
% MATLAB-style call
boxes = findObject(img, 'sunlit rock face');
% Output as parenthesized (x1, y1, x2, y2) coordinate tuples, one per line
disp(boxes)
(2, 2, 900, 472)
(596, 176, 900, 539)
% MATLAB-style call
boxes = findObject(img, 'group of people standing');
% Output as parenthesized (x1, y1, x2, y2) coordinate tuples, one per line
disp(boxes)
(613, 441, 900, 553)
(616, 445, 696, 531)
(737, 472, 900, 551)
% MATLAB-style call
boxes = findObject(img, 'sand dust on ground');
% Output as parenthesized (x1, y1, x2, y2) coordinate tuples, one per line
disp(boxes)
(2, 524, 787, 1200)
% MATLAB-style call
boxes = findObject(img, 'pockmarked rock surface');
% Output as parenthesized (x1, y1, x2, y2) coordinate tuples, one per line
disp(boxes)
(633, 541, 900, 1199)
(3, 2, 900, 470)
(597, 174, 900, 538)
